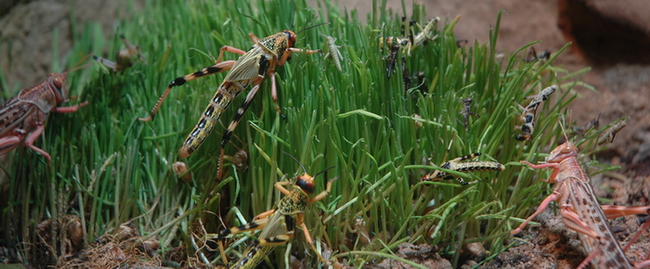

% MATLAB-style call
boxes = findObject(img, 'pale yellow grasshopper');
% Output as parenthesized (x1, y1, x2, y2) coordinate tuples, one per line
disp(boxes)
(0, 58, 90, 161)
(513, 140, 650, 268)
(321, 34, 343, 72)
(139, 28, 321, 180)
(218, 165, 337, 268)
(422, 152, 505, 185)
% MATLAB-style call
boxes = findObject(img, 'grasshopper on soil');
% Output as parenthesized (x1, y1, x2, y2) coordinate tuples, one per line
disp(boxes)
(138, 29, 321, 179)
(513, 140, 650, 268)
(218, 169, 337, 268)
(0, 62, 89, 161)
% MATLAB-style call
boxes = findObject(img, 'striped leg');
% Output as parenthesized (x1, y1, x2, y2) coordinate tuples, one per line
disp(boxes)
(219, 216, 269, 239)
(138, 45, 245, 122)
(217, 81, 263, 180)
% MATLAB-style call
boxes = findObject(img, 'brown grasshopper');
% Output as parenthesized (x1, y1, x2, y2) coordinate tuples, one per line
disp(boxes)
(458, 97, 479, 132)
(597, 118, 626, 145)
(0, 62, 89, 161)
(138, 28, 321, 179)
(218, 164, 337, 268)
(513, 140, 650, 268)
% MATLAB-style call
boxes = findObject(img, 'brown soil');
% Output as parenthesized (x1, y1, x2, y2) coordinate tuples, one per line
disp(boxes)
(2, 0, 650, 268)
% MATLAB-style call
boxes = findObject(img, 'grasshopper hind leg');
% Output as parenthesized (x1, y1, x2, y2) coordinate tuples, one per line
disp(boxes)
(216, 82, 263, 180)
(138, 60, 236, 122)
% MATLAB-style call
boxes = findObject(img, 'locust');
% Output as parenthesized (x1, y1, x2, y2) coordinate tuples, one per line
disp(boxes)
(382, 16, 440, 57)
(571, 114, 600, 138)
(513, 139, 650, 268)
(380, 16, 439, 79)
(516, 85, 556, 141)
(523, 47, 551, 63)
(0, 60, 89, 161)
(458, 98, 479, 132)
(597, 118, 626, 145)
(384, 41, 402, 79)
(218, 165, 337, 268)
(138, 28, 321, 179)
(422, 152, 505, 185)
(93, 34, 145, 72)
(321, 34, 343, 72)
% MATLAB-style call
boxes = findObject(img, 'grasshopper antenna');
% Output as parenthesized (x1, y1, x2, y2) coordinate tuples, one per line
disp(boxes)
(283, 151, 307, 175)
(558, 114, 570, 144)
(313, 166, 337, 179)
(296, 22, 329, 35)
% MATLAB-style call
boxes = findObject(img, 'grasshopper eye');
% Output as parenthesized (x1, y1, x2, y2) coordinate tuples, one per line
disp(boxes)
(286, 31, 296, 47)
(52, 77, 63, 89)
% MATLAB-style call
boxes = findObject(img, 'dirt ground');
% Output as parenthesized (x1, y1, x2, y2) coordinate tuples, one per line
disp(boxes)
(2, 0, 650, 268)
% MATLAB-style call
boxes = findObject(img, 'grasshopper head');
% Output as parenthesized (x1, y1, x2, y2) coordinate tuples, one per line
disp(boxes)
(295, 173, 315, 194)
(49, 73, 69, 103)
(283, 30, 297, 48)
(546, 141, 578, 163)
(48, 54, 92, 103)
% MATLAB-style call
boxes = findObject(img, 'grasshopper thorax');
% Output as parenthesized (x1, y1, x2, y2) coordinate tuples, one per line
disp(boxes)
(546, 141, 578, 163)
(295, 173, 315, 194)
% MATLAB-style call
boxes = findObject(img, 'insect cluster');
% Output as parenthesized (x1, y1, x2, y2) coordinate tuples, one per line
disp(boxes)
(4, 9, 647, 269)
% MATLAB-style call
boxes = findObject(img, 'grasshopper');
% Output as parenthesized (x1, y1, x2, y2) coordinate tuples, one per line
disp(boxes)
(93, 35, 145, 72)
(0, 61, 89, 161)
(458, 98, 479, 132)
(597, 118, 626, 145)
(380, 16, 439, 79)
(321, 34, 343, 72)
(138, 29, 321, 179)
(219, 166, 337, 268)
(516, 85, 556, 141)
(571, 114, 600, 138)
(513, 140, 650, 268)
(422, 153, 505, 185)
(523, 47, 551, 63)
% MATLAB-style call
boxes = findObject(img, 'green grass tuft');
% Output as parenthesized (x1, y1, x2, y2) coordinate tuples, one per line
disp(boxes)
(0, 0, 616, 268)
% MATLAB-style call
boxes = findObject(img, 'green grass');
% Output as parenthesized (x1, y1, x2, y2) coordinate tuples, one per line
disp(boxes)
(0, 0, 613, 268)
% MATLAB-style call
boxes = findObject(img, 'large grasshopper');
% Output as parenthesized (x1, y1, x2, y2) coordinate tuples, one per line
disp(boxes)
(514, 140, 650, 268)
(139, 29, 321, 179)
(218, 167, 336, 268)
(0, 63, 88, 161)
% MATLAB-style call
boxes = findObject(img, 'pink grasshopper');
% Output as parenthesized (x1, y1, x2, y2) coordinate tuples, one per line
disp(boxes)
(0, 61, 89, 161)
(513, 140, 650, 268)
